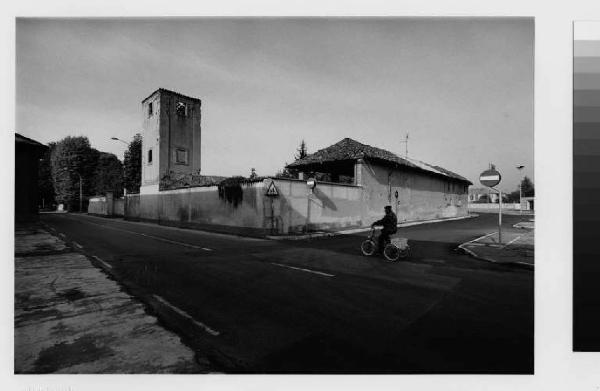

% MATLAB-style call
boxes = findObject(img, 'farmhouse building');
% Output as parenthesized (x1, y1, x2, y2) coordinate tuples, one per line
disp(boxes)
(126, 89, 473, 235)
(286, 138, 472, 224)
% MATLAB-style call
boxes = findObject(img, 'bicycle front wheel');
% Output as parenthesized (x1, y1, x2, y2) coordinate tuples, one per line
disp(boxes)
(361, 240, 376, 256)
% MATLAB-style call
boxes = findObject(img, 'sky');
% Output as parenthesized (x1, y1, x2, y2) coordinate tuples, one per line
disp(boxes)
(16, 17, 533, 192)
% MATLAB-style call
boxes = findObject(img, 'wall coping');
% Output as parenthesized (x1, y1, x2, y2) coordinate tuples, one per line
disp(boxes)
(270, 177, 362, 189)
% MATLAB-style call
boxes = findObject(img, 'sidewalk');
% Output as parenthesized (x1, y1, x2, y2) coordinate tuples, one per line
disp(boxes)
(458, 224, 534, 269)
(14, 223, 204, 373)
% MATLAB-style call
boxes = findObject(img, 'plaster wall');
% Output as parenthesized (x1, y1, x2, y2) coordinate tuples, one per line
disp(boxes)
(359, 161, 469, 224)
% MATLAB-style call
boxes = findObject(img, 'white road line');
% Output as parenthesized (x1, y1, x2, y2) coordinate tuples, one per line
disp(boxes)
(503, 235, 523, 248)
(270, 262, 335, 277)
(72, 241, 83, 249)
(152, 294, 220, 336)
(74, 219, 214, 251)
(91, 255, 113, 269)
(471, 232, 497, 244)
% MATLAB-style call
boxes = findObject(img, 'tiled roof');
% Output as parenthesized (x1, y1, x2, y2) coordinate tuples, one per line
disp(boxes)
(287, 138, 472, 184)
(142, 88, 201, 103)
(15, 133, 47, 149)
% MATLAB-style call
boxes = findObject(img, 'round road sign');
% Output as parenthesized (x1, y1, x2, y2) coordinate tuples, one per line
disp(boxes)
(479, 169, 501, 188)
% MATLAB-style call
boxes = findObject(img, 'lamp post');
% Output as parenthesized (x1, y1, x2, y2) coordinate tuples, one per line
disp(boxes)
(111, 137, 128, 146)
(517, 165, 525, 214)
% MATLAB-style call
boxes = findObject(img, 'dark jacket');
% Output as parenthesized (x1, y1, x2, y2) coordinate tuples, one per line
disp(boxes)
(372, 212, 398, 234)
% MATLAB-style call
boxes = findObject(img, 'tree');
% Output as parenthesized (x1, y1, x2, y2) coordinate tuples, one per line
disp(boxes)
(50, 136, 99, 211)
(38, 142, 56, 208)
(506, 190, 521, 203)
(93, 152, 123, 196)
(249, 168, 257, 179)
(295, 139, 308, 160)
(520, 176, 534, 197)
(124, 133, 142, 193)
(276, 140, 309, 179)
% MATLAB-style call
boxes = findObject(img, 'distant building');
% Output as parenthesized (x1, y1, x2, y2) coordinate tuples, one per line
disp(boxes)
(468, 187, 488, 202)
(287, 138, 472, 223)
(521, 196, 534, 211)
(140, 88, 202, 194)
(15, 133, 47, 222)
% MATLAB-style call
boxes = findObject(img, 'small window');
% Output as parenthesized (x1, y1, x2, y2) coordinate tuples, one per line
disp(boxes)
(176, 101, 187, 117)
(175, 148, 188, 165)
(148, 102, 153, 117)
(148, 149, 153, 164)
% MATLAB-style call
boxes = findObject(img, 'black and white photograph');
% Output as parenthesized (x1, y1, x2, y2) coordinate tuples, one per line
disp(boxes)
(12, 16, 536, 376)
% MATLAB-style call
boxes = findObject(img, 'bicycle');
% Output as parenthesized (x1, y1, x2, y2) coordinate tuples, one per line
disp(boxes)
(360, 228, 411, 262)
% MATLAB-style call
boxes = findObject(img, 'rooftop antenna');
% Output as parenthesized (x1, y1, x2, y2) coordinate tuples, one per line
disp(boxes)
(399, 133, 409, 158)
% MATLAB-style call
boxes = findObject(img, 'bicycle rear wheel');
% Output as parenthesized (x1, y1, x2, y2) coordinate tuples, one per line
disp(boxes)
(383, 244, 401, 262)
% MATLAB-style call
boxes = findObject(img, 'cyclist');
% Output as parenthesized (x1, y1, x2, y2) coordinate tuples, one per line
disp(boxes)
(371, 205, 398, 253)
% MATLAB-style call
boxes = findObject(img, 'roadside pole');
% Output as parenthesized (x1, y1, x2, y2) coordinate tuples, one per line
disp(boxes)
(479, 165, 502, 244)
(305, 178, 317, 234)
(79, 173, 83, 213)
(265, 180, 279, 234)
(498, 188, 502, 244)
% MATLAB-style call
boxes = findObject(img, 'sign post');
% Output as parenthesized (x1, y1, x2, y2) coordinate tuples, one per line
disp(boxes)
(305, 178, 317, 234)
(265, 180, 279, 234)
(479, 166, 503, 244)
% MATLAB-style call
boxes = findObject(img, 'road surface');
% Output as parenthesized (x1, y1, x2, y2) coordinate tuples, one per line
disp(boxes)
(41, 212, 533, 374)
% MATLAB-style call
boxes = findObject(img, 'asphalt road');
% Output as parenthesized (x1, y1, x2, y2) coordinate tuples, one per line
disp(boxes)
(41, 212, 533, 374)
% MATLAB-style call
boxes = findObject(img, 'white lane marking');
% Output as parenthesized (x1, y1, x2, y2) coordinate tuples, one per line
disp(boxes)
(503, 235, 523, 248)
(92, 255, 113, 269)
(72, 241, 83, 249)
(153, 294, 220, 336)
(72, 219, 214, 251)
(471, 232, 497, 244)
(270, 262, 335, 277)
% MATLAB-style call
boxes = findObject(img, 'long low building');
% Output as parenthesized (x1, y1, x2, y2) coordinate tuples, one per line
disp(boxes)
(284, 137, 472, 229)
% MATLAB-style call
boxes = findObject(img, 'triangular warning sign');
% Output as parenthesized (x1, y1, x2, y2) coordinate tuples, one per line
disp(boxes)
(266, 181, 279, 196)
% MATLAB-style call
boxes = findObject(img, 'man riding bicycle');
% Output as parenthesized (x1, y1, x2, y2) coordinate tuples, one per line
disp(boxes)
(371, 205, 398, 253)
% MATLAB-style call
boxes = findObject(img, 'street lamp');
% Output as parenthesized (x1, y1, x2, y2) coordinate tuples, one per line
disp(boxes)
(111, 137, 128, 146)
(516, 165, 525, 214)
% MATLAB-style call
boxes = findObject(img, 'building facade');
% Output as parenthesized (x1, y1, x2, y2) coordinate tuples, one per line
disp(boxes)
(15, 133, 48, 222)
(127, 91, 473, 235)
(140, 89, 201, 194)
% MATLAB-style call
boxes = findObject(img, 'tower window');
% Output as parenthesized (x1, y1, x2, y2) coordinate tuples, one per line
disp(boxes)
(148, 149, 153, 164)
(175, 148, 188, 165)
(176, 101, 187, 117)
(148, 102, 153, 117)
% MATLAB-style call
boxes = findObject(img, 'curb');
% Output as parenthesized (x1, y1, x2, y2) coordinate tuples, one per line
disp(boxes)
(457, 233, 534, 270)
(267, 214, 478, 240)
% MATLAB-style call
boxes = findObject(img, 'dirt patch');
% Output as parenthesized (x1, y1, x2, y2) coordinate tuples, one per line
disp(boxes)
(33, 334, 114, 373)
(58, 287, 86, 302)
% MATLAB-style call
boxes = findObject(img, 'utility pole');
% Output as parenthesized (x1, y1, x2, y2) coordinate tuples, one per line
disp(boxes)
(79, 173, 83, 213)
(517, 165, 525, 215)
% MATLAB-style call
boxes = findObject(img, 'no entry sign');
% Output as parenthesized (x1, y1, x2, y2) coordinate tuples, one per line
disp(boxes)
(479, 169, 501, 188)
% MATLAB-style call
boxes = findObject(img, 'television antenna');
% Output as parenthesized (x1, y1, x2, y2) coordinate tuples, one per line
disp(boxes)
(399, 133, 409, 158)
